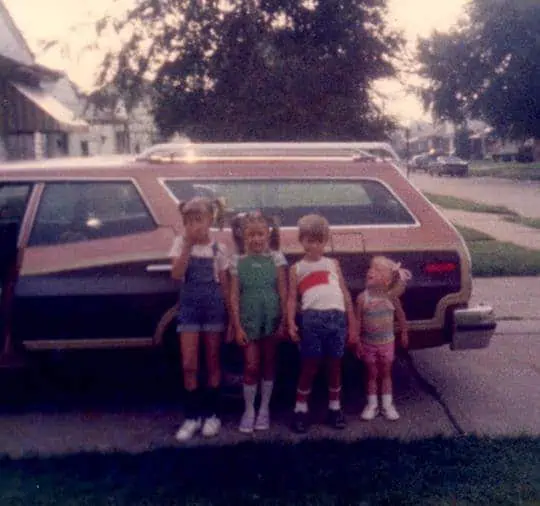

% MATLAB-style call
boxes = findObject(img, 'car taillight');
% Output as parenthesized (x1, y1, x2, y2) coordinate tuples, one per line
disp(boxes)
(424, 262, 457, 275)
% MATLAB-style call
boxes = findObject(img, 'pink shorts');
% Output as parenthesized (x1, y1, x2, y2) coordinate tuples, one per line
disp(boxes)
(362, 341, 395, 365)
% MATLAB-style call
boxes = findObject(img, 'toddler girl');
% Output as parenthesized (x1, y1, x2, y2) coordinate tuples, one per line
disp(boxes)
(356, 256, 411, 421)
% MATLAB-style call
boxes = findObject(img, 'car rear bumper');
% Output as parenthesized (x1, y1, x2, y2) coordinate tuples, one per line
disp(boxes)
(450, 305, 496, 350)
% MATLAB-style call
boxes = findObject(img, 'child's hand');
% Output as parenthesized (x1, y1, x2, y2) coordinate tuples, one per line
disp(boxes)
(401, 330, 409, 350)
(347, 328, 358, 348)
(225, 321, 235, 344)
(355, 342, 364, 360)
(276, 319, 288, 340)
(235, 327, 248, 347)
(288, 319, 300, 343)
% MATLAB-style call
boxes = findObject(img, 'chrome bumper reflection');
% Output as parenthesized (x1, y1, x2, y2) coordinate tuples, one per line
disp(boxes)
(450, 305, 496, 350)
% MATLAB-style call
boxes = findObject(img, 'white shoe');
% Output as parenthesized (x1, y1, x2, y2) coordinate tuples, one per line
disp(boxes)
(382, 403, 400, 421)
(361, 403, 379, 421)
(239, 410, 255, 433)
(202, 415, 222, 437)
(175, 418, 201, 442)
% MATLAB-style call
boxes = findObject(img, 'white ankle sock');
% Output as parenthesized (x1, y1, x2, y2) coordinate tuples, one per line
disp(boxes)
(367, 394, 378, 407)
(329, 399, 341, 411)
(259, 380, 274, 412)
(381, 394, 393, 408)
(294, 401, 308, 413)
(243, 384, 257, 414)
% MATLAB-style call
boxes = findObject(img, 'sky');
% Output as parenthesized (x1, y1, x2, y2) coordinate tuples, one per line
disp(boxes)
(4, 0, 469, 123)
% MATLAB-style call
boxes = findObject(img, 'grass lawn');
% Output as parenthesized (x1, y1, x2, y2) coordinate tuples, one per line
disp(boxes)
(0, 436, 538, 505)
(469, 162, 540, 181)
(455, 225, 540, 277)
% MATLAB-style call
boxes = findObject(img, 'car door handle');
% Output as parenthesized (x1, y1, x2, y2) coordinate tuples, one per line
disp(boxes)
(146, 263, 172, 272)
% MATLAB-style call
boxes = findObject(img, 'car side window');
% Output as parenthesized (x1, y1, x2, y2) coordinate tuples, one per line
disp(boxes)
(1, 183, 33, 280)
(0, 183, 32, 228)
(29, 181, 157, 246)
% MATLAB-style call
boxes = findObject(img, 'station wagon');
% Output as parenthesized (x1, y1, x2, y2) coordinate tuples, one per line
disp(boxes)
(0, 144, 496, 369)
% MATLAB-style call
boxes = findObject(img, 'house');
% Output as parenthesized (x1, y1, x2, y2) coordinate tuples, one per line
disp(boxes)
(0, 0, 88, 161)
(43, 78, 159, 157)
(0, 0, 158, 161)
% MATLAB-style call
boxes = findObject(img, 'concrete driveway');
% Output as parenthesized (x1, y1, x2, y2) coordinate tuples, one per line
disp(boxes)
(0, 279, 537, 458)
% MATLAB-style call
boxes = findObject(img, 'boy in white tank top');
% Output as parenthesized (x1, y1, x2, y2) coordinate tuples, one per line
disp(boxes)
(287, 214, 357, 433)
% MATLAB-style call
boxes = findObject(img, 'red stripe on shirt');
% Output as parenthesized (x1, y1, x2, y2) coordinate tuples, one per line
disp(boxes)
(298, 271, 330, 295)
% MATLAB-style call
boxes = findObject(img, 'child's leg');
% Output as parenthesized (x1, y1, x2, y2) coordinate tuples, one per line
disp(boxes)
(179, 331, 200, 415)
(260, 336, 277, 410)
(199, 332, 223, 436)
(254, 336, 277, 430)
(176, 331, 203, 441)
(203, 331, 222, 389)
(361, 344, 380, 420)
(379, 343, 399, 421)
(295, 357, 320, 412)
(380, 358, 393, 395)
(326, 357, 343, 410)
(239, 341, 261, 433)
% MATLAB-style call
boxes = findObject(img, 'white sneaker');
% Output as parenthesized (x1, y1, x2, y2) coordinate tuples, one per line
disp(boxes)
(201, 415, 222, 437)
(382, 403, 400, 421)
(361, 403, 379, 421)
(175, 418, 201, 442)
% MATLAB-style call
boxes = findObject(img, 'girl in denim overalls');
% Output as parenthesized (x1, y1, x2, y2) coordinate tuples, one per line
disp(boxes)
(170, 197, 230, 441)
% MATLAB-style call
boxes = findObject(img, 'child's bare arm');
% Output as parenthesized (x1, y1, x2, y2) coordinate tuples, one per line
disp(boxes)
(276, 265, 288, 335)
(171, 237, 192, 280)
(391, 294, 408, 349)
(218, 268, 234, 343)
(287, 265, 299, 341)
(229, 273, 247, 345)
(334, 259, 357, 345)
(355, 293, 365, 358)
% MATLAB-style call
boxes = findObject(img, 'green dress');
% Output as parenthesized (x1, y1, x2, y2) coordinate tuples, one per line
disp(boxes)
(237, 254, 281, 341)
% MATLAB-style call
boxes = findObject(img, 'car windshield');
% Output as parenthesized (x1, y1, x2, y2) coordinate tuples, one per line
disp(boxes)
(164, 179, 415, 227)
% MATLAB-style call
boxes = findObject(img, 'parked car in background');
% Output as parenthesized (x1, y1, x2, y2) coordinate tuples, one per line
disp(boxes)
(428, 155, 469, 177)
(0, 143, 495, 375)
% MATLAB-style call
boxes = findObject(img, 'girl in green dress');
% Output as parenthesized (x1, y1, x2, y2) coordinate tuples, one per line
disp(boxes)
(230, 211, 288, 433)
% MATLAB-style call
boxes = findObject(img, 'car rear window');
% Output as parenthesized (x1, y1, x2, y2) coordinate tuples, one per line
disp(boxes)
(164, 179, 415, 226)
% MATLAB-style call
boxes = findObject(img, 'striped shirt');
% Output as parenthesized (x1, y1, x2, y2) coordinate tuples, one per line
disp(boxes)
(295, 257, 345, 312)
(361, 290, 395, 344)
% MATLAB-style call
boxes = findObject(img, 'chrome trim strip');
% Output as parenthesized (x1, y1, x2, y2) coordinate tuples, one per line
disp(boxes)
(146, 264, 172, 272)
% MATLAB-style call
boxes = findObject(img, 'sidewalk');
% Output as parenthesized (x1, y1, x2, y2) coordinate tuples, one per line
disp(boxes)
(471, 277, 540, 322)
(439, 207, 540, 251)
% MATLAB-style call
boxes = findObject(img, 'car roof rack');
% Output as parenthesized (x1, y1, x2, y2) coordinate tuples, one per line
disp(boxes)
(135, 142, 381, 163)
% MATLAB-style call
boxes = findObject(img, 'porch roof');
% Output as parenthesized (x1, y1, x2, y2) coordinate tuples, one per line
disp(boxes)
(4, 81, 88, 133)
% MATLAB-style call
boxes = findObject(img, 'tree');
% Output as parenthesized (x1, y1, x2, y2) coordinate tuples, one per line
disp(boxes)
(93, 0, 402, 141)
(417, 0, 540, 141)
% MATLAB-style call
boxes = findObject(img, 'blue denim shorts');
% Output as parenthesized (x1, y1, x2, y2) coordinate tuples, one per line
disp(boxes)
(177, 283, 227, 333)
(300, 310, 346, 358)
